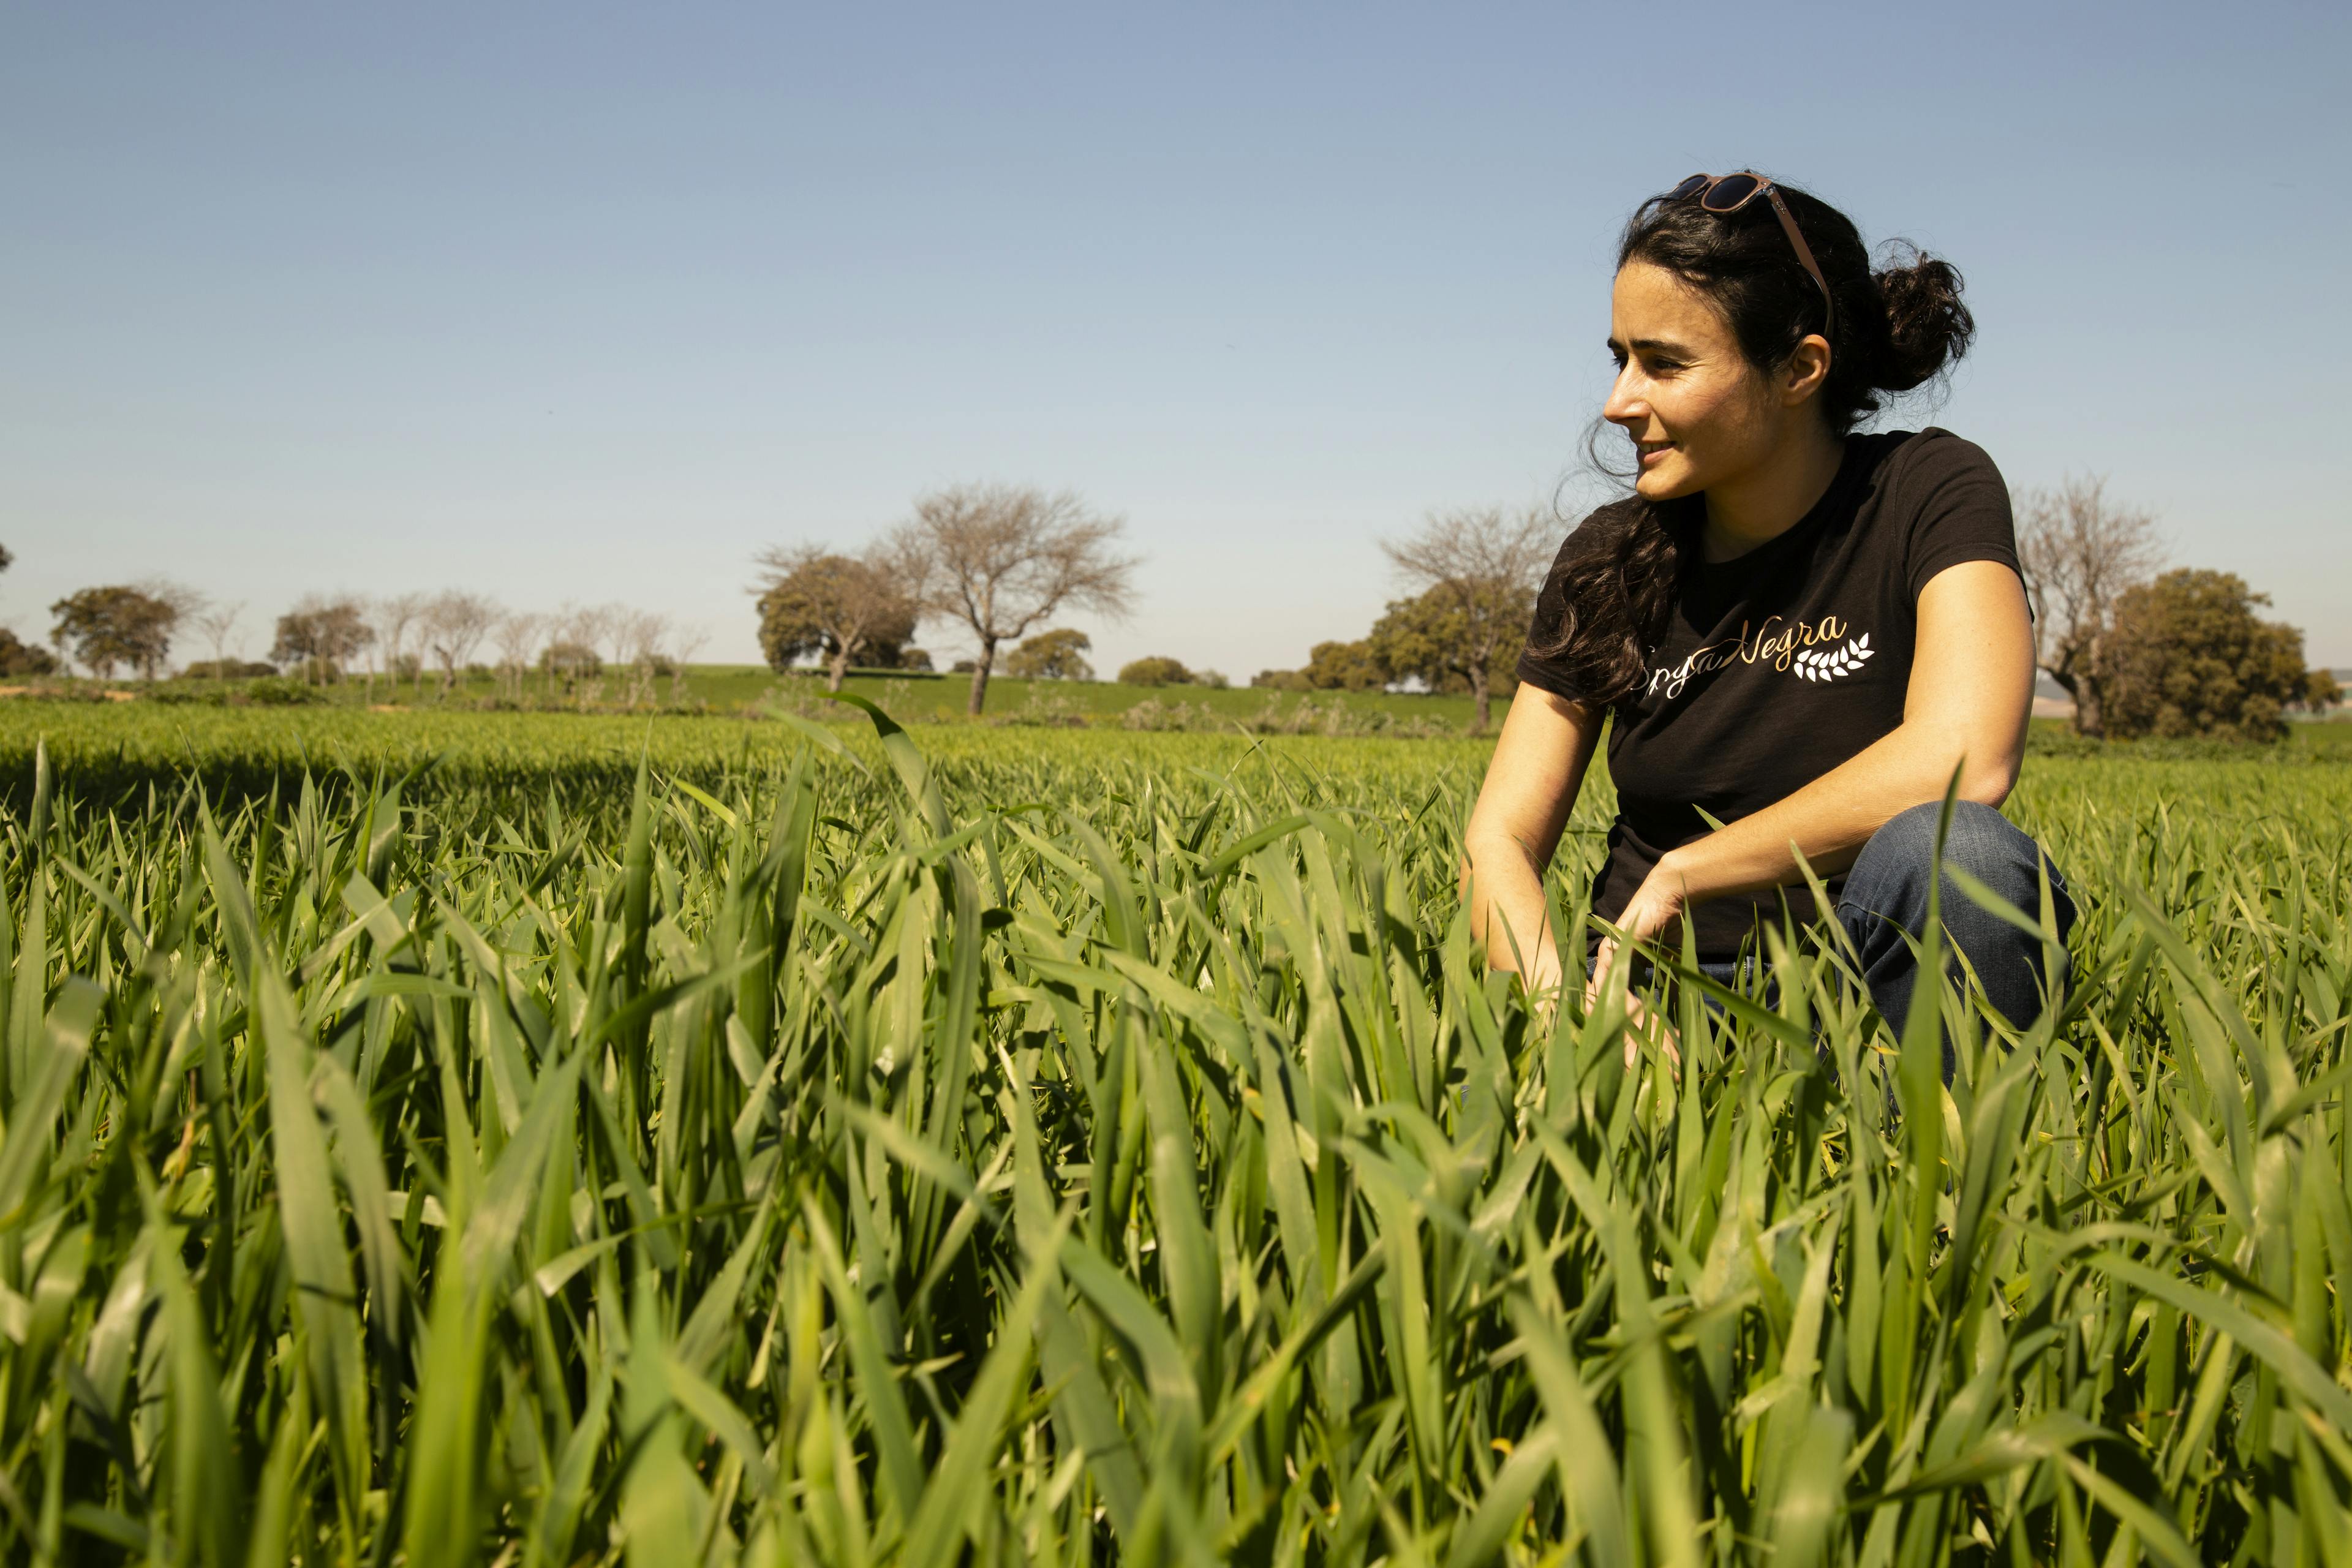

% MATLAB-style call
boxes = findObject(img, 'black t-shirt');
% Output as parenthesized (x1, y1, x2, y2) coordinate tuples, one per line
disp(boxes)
(1515, 428, 2020, 959)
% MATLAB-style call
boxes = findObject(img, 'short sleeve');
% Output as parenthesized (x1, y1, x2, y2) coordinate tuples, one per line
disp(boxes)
(1897, 429, 2020, 601)
(1513, 502, 1634, 703)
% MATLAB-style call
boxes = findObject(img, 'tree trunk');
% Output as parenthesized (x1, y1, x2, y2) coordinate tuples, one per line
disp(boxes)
(2075, 677, 2106, 741)
(827, 646, 849, 692)
(967, 640, 996, 717)
(1470, 666, 1492, 735)
(2078, 633, 2113, 739)
(2046, 666, 2099, 740)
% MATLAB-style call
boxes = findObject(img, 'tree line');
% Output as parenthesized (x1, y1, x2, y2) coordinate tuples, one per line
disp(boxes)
(2, 556, 708, 708)
(757, 489, 1550, 730)
(7, 469, 2339, 742)
(735, 469, 2352, 742)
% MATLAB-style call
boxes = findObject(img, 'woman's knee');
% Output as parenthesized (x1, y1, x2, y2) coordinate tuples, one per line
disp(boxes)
(1853, 801, 1945, 880)
(1840, 801, 2076, 1036)
(1846, 799, 2071, 931)
(1847, 801, 1979, 905)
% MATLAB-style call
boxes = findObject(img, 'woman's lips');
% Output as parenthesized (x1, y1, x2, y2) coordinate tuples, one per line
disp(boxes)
(1638, 442, 1674, 468)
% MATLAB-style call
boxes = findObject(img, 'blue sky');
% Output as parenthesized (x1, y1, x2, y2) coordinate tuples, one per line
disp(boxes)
(6, 1, 2348, 675)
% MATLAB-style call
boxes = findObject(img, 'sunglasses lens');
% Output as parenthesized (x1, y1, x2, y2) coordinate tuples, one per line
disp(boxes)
(1700, 173, 1760, 211)
(1666, 175, 1709, 202)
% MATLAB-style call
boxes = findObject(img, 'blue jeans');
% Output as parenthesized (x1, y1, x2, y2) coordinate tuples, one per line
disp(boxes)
(1690, 801, 2076, 1041)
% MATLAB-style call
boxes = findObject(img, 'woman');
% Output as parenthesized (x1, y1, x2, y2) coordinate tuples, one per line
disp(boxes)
(1463, 172, 2074, 1051)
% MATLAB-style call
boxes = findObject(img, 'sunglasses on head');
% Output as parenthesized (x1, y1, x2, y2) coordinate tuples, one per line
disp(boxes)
(1664, 172, 1836, 339)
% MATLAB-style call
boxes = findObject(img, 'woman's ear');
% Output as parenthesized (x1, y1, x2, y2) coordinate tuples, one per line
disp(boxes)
(1781, 334, 1832, 405)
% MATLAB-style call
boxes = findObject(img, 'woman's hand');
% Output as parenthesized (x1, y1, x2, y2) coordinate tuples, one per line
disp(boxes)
(1586, 855, 1689, 1069)
(1461, 685, 1603, 1001)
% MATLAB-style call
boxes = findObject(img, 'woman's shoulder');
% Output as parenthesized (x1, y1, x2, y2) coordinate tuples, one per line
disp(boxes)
(1858, 429, 2019, 594)
(1858, 426, 2007, 493)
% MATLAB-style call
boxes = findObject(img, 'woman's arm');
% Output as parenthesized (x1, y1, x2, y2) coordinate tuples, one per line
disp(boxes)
(1461, 683, 1606, 995)
(1607, 560, 2035, 943)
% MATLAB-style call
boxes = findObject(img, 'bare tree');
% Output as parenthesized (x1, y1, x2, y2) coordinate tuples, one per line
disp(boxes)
(139, 579, 207, 622)
(549, 602, 616, 703)
(619, 610, 668, 708)
(1381, 503, 1557, 733)
(752, 543, 918, 692)
(421, 590, 500, 695)
(192, 601, 244, 679)
(889, 484, 1139, 715)
(588, 601, 635, 677)
(134, 579, 206, 679)
(491, 611, 545, 703)
(372, 592, 429, 701)
(2015, 477, 2165, 739)
(669, 624, 710, 707)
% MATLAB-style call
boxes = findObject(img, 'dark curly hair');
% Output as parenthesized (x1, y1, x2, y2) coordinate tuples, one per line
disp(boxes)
(1527, 178, 1974, 707)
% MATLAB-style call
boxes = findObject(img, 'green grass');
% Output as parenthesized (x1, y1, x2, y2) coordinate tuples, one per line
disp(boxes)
(97, 662, 1490, 730)
(755, 669, 1480, 731)
(0, 703, 1493, 810)
(2, 704, 2351, 1564)
(0, 699, 2342, 812)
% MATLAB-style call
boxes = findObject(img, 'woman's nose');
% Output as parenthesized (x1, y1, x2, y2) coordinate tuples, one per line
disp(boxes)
(1602, 370, 1643, 425)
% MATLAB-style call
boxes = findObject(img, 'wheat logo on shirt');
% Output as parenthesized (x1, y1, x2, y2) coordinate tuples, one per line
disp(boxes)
(1792, 633, 1873, 682)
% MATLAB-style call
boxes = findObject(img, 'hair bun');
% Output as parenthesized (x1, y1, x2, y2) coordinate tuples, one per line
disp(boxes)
(1871, 244, 1973, 393)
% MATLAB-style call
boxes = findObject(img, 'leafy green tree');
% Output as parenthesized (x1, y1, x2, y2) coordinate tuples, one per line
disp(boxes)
(0, 628, 57, 676)
(0, 540, 39, 673)
(0, 550, 53, 674)
(2306, 668, 2344, 713)
(1365, 587, 1523, 701)
(50, 585, 181, 679)
(1005, 627, 1094, 680)
(1381, 504, 1552, 732)
(1117, 655, 1192, 687)
(1300, 639, 1386, 692)
(754, 545, 916, 690)
(271, 596, 375, 683)
(2103, 568, 2315, 742)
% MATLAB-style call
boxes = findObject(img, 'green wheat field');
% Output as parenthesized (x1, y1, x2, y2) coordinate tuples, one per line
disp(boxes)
(3, 702, 2351, 1566)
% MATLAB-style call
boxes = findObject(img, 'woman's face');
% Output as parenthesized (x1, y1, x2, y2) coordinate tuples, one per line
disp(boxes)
(1602, 260, 1794, 501)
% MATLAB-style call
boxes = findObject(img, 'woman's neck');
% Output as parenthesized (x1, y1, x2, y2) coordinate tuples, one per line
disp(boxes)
(1699, 425, 1847, 562)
